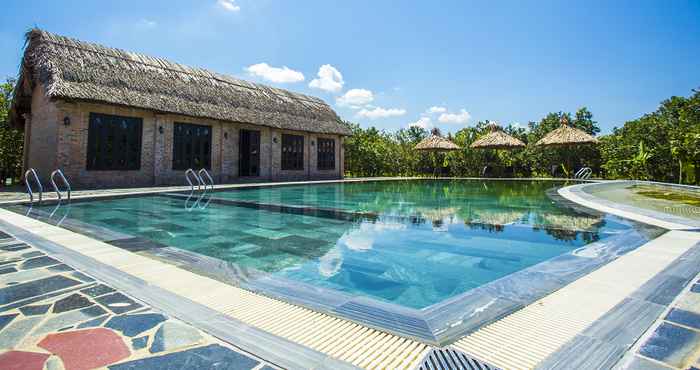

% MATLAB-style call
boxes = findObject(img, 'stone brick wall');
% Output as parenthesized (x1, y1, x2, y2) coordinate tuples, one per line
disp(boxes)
(25, 85, 60, 183)
(25, 96, 344, 188)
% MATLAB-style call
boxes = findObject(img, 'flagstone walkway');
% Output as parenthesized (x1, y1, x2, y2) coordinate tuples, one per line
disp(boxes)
(0, 230, 276, 370)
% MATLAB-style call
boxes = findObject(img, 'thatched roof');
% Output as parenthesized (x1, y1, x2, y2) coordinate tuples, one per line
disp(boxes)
(414, 128, 460, 151)
(535, 117, 598, 147)
(10, 29, 350, 135)
(470, 123, 525, 149)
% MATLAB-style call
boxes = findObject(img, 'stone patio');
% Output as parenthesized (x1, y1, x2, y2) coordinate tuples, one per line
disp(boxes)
(0, 230, 276, 370)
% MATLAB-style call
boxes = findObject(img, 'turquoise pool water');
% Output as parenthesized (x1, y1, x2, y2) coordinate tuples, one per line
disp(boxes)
(31, 180, 641, 309)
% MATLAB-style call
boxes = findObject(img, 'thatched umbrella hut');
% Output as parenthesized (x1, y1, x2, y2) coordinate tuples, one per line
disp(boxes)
(470, 123, 525, 177)
(414, 128, 460, 177)
(535, 116, 599, 176)
(536, 116, 598, 147)
(471, 123, 526, 150)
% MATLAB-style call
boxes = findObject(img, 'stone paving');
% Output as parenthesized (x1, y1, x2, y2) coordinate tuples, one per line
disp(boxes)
(618, 272, 700, 369)
(0, 230, 277, 370)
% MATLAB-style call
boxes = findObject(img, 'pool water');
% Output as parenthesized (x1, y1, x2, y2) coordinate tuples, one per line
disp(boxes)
(32, 180, 638, 309)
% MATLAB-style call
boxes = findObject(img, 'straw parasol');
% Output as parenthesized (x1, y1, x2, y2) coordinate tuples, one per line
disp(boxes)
(470, 123, 525, 177)
(414, 128, 460, 177)
(415, 128, 461, 151)
(470, 123, 525, 150)
(535, 116, 598, 147)
(535, 116, 598, 177)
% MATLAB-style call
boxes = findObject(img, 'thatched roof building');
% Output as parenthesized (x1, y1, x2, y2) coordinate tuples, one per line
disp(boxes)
(10, 29, 347, 188)
(10, 29, 350, 136)
(470, 124, 525, 149)
(535, 117, 598, 147)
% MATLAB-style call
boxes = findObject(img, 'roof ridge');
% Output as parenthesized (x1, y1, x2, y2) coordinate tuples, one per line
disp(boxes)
(29, 29, 328, 107)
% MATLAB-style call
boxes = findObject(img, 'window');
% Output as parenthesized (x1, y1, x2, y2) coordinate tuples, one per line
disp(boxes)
(281, 134, 304, 170)
(173, 123, 212, 170)
(87, 113, 142, 171)
(317, 138, 335, 170)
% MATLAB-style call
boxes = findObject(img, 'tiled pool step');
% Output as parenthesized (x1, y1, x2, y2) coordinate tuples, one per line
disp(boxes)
(159, 192, 380, 222)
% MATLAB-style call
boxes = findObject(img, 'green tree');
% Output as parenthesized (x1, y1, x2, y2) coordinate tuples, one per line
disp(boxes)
(0, 78, 24, 186)
(599, 89, 700, 184)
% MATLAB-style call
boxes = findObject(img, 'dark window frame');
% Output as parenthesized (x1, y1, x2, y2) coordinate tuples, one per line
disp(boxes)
(172, 122, 212, 171)
(86, 113, 143, 171)
(281, 134, 304, 171)
(317, 137, 335, 170)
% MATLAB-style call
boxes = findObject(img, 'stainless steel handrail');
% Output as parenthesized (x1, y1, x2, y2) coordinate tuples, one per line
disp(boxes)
(575, 167, 592, 180)
(50, 169, 71, 202)
(24, 168, 43, 204)
(198, 168, 214, 191)
(185, 168, 203, 191)
(581, 168, 592, 179)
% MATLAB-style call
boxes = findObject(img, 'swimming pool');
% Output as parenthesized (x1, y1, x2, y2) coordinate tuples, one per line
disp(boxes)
(14, 179, 662, 344)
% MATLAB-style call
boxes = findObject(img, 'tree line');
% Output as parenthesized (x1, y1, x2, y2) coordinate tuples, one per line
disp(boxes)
(0, 79, 23, 186)
(344, 89, 700, 185)
(0, 77, 698, 186)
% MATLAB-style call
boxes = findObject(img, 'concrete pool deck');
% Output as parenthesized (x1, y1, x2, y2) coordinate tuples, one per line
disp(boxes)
(2, 178, 700, 369)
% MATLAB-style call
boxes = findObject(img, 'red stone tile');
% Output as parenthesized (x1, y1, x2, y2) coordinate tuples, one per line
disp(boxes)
(0, 350, 50, 370)
(38, 328, 130, 370)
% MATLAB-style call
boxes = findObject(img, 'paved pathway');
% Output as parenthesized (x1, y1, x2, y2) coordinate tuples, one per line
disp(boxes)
(617, 271, 700, 369)
(0, 230, 277, 370)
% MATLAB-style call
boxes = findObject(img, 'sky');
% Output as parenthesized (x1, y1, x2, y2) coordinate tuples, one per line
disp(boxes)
(1, 0, 699, 134)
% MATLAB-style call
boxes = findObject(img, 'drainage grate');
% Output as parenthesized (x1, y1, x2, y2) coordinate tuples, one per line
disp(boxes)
(418, 348, 502, 370)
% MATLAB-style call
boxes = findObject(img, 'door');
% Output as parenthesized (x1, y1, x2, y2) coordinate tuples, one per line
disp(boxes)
(239, 129, 260, 176)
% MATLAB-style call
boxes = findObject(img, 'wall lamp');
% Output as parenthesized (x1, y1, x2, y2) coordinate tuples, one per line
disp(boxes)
(63, 116, 70, 126)
(224, 132, 228, 139)
(272, 137, 278, 143)
(158, 126, 164, 134)
(311, 140, 315, 146)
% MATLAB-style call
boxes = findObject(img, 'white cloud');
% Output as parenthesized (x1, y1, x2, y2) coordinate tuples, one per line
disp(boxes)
(138, 19, 157, 28)
(511, 122, 531, 132)
(356, 107, 406, 120)
(245, 63, 305, 83)
(218, 0, 240, 11)
(438, 109, 471, 124)
(309, 64, 344, 93)
(426, 106, 447, 114)
(409, 117, 432, 129)
(336, 89, 374, 108)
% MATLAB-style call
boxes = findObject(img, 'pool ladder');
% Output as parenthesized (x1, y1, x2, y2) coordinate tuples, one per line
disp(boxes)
(185, 168, 214, 192)
(25, 168, 72, 204)
(574, 167, 592, 180)
(24, 168, 43, 204)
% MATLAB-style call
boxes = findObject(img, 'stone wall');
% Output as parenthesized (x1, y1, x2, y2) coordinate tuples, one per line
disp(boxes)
(25, 85, 60, 183)
(25, 97, 344, 188)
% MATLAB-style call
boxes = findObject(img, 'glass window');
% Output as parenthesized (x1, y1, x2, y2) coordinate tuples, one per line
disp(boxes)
(317, 138, 335, 170)
(87, 113, 142, 171)
(281, 134, 304, 171)
(173, 123, 212, 170)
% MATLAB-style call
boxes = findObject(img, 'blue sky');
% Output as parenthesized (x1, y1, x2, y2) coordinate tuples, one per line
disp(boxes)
(1, 0, 699, 134)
